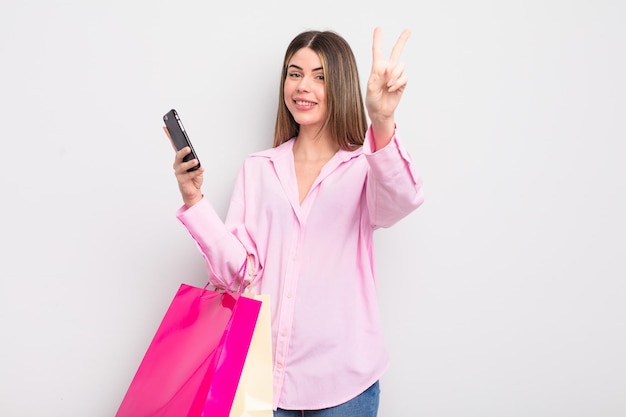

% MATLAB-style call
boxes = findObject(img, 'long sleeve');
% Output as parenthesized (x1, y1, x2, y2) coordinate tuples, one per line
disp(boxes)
(176, 196, 248, 290)
(362, 125, 424, 228)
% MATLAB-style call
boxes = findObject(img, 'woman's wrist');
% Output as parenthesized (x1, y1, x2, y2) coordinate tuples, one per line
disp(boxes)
(183, 193, 203, 208)
(370, 117, 395, 151)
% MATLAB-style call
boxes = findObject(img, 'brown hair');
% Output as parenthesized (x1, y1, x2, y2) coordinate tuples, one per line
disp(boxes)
(273, 30, 368, 151)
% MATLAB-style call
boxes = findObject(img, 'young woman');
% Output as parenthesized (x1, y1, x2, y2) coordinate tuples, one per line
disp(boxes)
(166, 27, 424, 417)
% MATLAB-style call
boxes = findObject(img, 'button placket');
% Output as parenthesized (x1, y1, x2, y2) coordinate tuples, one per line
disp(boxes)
(273, 223, 302, 402)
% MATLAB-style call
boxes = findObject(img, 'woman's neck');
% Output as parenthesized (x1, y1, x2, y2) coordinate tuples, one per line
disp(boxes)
(293, 127, 339, 162)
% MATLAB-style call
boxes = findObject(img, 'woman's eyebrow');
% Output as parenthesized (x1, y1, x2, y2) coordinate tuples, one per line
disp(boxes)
(287, 64, 324, 72)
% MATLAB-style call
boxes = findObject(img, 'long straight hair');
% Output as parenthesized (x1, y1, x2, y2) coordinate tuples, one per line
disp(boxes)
(273, 31, 368, 151)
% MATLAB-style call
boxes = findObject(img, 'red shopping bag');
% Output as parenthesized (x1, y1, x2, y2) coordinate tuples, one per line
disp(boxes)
(116, 275, 261, 417)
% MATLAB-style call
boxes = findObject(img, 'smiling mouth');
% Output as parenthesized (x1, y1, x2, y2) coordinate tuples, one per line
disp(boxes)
(295, 100, 316, 106)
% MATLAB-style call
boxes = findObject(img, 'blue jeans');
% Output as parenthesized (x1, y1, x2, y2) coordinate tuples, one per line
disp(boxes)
(273, 381, 380, 417)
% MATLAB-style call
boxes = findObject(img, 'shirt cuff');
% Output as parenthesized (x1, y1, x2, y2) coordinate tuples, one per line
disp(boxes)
(363, 125, 419, 185)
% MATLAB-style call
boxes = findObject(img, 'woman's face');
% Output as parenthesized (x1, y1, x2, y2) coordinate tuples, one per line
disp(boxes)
(283, 47, 327, 131)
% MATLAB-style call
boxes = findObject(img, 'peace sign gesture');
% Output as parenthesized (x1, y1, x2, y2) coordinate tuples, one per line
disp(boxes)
(365, 27, 411, 147)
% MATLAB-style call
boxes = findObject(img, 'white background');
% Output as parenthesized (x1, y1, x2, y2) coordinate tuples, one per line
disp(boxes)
(1, 1, 625, 416)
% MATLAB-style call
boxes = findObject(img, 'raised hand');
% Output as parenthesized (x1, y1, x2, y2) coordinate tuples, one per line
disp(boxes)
(365, 27, 411, 147)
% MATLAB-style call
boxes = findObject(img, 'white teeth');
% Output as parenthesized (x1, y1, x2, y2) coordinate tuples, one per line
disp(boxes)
(295, 100, 315, 106)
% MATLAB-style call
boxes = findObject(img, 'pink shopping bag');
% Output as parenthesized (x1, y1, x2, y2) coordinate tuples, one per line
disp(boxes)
(116, 279, 261, 417)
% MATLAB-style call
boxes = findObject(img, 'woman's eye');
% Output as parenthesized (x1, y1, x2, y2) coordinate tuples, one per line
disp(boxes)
(288, 72, 302, 78)
(316, 75, 325, 81)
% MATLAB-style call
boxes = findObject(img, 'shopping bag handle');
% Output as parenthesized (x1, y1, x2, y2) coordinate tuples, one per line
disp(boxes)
(202, 256, 249, 295)
(243, 254, 257, 294)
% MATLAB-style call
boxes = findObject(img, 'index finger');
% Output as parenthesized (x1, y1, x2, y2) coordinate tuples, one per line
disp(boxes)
(372, 26, 383, 64)
(389, 29, 411, 63)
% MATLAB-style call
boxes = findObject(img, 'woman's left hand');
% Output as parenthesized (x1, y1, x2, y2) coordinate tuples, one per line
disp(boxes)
(365, 27, 411, 145)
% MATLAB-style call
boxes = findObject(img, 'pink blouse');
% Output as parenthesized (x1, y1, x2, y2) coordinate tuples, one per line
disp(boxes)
(176, 126, 424, 410)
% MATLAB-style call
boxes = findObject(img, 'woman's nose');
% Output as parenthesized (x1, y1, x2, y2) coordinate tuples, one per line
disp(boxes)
(296, 76, 311, 92)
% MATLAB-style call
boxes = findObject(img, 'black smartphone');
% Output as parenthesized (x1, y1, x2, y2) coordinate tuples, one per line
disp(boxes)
(163, 108, 201, 172)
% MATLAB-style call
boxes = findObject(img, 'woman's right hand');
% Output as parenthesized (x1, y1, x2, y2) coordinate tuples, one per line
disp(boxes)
(164, 126, 204, 208)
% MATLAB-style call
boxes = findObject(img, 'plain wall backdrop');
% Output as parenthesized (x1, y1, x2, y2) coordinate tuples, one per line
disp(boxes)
(1, 1, 624, 416)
